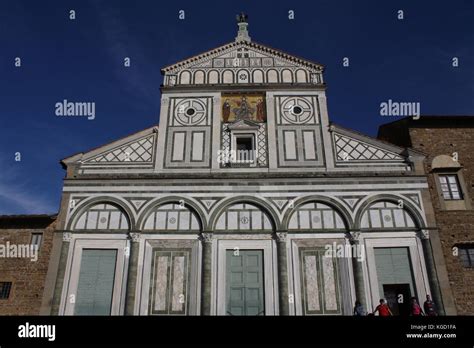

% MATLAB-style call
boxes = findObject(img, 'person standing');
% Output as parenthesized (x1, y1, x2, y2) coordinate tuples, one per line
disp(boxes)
(373, 299, 393, 316)
(423, 294, 438, 316)
(410, 297, 424, 316)
(353, 300, 366, 316)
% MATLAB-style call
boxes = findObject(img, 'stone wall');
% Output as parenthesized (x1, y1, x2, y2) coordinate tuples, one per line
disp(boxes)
(0, 216, 56, 315)
(379, 117, 474, 314)
(410, 126, 474, 315)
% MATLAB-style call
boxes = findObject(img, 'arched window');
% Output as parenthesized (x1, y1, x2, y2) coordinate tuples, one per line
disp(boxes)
(143, 203, 201, 231)
(215, 203, 273, 231)
(288, 202, 346, 230)
(360, 201, 415, 229)
(74, 203, 129, 230)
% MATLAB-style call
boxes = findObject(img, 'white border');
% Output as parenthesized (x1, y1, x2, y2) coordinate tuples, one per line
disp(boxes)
(362, 232, 431, 313)
(59, 234, 129, 315)
(134, 234, 202, 315)
(210, 238, 279, 315)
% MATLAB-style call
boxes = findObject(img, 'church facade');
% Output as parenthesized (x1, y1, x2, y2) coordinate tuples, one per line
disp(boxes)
(43, 17, 454, 316)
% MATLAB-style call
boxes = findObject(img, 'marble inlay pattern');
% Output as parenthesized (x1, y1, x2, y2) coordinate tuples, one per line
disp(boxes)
(322, 256, 337, 311)
(171, 256, 185, 311)
(154, 256, 169, 311)
(304, 255, 320, 311)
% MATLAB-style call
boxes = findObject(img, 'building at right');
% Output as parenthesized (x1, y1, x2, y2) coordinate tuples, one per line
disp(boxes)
(378, 116, 474, 315)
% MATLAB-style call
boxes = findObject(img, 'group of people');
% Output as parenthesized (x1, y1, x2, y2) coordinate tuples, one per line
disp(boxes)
(353, 295, 438, 316)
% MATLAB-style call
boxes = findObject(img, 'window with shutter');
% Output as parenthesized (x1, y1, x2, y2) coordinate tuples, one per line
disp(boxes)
(74, 249, 118, 315)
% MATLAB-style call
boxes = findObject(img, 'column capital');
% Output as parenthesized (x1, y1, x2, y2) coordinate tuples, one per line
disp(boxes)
(273, 232, 287, 243)
(62, 232, 72, 242)
(199, 232, 214, 243)
(129, 232, 141, 243)
(419, 229, 430, 240)
(349, 231, 361, 243)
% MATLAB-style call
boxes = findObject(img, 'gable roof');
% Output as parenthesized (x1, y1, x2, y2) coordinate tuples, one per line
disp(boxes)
(161, 40, 324, 74)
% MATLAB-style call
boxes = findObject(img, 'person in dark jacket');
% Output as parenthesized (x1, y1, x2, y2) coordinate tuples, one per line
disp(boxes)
(353, 300, 366, 316)
(423, 294, 438, 316)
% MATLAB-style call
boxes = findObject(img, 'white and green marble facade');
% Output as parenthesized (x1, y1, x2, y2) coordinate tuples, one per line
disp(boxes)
(44, 19, 454, 316)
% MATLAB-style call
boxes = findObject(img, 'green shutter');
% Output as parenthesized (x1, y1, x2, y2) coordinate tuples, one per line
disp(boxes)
(374, 247, 416, 298)
(75, 249, 117, 315)
(226, 250, 265, 316)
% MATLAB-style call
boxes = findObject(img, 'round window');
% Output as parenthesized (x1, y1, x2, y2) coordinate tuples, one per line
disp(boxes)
(292, 105, 303, 115)
(186, 108, 196, 116)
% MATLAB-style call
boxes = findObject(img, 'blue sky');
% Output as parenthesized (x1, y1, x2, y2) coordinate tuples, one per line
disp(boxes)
(0, 0, 473, 214)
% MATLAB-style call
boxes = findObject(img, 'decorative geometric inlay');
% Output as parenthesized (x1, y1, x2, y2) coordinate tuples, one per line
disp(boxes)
(130, 199, 147, 210)
(169, 217, 177, 224)
(402, 194, 421, 207)
(334, 133, 403, 161)
(280, 97, 314, 124)
(337, 196, 364, 210)
(288, 202, 345, 230)
(87, 135, 154, 163)
(220, 123, 267, 167)
(174, 99, 207, 126)
(361, 201, 415, 229)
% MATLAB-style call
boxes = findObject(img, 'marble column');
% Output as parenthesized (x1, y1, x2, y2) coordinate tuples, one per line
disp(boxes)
(349, 231, 367, 313)
(275, 232, 289, 315)
(124, 232, 140, 315)
(199, 232, 213, 315)
(419, 229, 445, 315)
(50, 232, 72, 315)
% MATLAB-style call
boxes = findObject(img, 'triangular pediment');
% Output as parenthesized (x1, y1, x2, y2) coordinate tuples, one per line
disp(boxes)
(228, 119, 260, 129)
(62, 126, 158, 170)
(162, 41, 324, 86)
(331, 124, 408, 165)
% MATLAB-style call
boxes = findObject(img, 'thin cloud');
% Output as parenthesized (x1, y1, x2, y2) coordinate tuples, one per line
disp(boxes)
(0, 156, 57, 215)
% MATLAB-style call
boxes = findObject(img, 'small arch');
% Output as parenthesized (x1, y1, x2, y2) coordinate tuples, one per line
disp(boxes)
(209, 196, 280, 232)
(282, 196, 352, 231)
(137, 196, 206, 231)
(281, 69, 293, 83)
(252, 70, 264, 83)
(267, 69, 279, 83)
(193, 70, 205, 84)
(296, 69, 308, 83)
(208, 70, 219, 84)
(68, 197, 134, 231)
(354, 194, 426, 230)
(222, 70, 234, 84)
(236, 69, 249, 84)
(179, 70, 191, 84)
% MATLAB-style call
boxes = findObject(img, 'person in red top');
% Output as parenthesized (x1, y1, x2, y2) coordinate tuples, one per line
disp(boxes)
(410, 297, 424, 316)
(373, 299, 393, 316)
